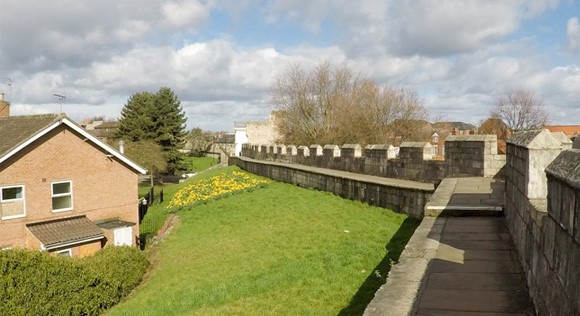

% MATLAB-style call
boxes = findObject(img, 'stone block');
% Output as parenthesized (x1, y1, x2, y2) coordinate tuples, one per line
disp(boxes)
(553, 226, 571, 286)
(574, 246, 580, 314)
(576, 191, 580, 244)
(286, 145, 297, 156)
(543, 217, 558, 267)
(309, 144, 323, 156)
(561, 185, 575, 234)
(276, 144, 287, 155)
(322, 144, 340, 158)
(341, 144, 362, 158)
(297, 145, 310, 157)
(548, 179, 562, 224)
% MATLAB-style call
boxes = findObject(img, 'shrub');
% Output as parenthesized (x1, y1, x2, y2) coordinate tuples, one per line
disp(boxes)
(82, 246, 149, 299)
(0, 247, 148, 315)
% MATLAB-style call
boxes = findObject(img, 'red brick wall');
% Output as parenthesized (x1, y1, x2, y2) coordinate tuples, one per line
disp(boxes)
(0, 125, 140, 253)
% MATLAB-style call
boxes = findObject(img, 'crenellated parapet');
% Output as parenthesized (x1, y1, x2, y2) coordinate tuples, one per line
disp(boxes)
(503, 129, 578, 315)
(239, 135, 504, 183)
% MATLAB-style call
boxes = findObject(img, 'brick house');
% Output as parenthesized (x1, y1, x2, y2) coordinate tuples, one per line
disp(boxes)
(0, 112, 146, 257)
(543, 125, 580, 139)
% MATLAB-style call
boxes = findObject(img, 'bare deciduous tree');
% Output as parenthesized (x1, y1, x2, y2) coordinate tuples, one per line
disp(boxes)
(272, 61, 428, 145)
(272, 61, 359, 144)
(124, 140, 167, 187)
(490, 89, 549, 131)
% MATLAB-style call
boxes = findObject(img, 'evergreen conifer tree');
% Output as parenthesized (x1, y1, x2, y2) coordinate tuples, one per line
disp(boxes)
(117, 87, 187, 174)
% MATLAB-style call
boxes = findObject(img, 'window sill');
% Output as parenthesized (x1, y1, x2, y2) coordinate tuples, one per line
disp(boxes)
(52, 208, 73, 213)
(1, 214, 26, 220)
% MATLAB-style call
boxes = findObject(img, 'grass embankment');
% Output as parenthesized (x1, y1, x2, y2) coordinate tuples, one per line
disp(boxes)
(138, 166, 234, 244)
(182, 156, 219, 172)
(111, 167, 418, 315)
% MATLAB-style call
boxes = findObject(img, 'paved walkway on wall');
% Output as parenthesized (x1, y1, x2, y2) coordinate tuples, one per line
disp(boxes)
(413, 217, 534, 315)
(365, 177, 535, 315)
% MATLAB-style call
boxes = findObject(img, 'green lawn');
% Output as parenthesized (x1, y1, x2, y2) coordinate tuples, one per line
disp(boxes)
(182, 156, 219, 172)
(112, 167, 418, 315)
(138, 166, 237, 245)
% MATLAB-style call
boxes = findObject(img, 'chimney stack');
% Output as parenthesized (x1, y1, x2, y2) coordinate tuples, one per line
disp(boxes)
(0, 93, 9, 117)
(118, 139, 125, 154)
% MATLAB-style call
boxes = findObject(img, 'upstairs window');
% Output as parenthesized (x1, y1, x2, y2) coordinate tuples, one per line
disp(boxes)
(52, 181, 73, 212)
(1, 185, 26, 219)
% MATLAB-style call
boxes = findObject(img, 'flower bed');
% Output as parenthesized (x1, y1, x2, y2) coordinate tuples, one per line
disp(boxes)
(167, 171, 269, 211)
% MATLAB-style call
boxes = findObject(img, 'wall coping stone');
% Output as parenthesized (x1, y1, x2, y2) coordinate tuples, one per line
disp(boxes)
(400, 141, 432, 148)
(506, 129, 562, 149)
(545, 149, 580, 188)
(551, 132, 573, 147)
(365, 144, 392, 150)
(342, 144, 362, 149)
(446, 134, 496, 142)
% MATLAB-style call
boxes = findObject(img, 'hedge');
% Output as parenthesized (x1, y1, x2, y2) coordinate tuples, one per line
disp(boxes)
(0, 247, 148, 315)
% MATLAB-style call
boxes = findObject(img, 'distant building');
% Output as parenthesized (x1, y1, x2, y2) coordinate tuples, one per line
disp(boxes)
(543, 125, 580, 139)
(82, 120, 120, 143)
(207, 133, 236, 163)
(478, 118, 512, 154)
(387, 120, 476, 157)
(233, 112, 281, 156)
(433, 121, 477, 136)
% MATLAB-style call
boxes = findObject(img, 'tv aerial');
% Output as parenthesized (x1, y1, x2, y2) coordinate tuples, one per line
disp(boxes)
(0, 77, 12, 101)
(52, 93, 66, 113)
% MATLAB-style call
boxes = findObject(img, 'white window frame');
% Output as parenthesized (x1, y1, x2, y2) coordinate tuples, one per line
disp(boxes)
(1, 185, 26, 220)
(51, 181, 73, 212)
(54, 248, 72, 256)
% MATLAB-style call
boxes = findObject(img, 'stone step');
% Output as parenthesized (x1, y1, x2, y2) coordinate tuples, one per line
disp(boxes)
(424, 205, 504, 217)
(424, 177, 505, 217)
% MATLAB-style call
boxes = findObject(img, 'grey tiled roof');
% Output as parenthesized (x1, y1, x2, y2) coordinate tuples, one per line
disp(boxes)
(26, 215, 104, 249)
(0, 114, 64, 159)
(215, 134, 235, 144)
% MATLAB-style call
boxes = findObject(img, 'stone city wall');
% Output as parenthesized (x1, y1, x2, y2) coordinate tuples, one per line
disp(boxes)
(241, 135, 505, 183)
(229, 156, 434, 218)
(504, 130, 578, 315)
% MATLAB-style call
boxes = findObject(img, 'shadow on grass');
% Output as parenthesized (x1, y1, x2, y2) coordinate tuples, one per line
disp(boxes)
(337, 217, 421, 316)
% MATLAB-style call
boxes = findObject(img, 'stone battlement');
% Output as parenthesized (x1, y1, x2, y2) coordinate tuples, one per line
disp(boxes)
(241, 135, 505, 183)
(504, 129, 578, 315)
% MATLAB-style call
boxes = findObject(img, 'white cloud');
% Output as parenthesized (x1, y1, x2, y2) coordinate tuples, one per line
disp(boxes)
(390, 0, 521, 56)
(565, 17, 580, 53)
(161, 1, 210, 28)
(2, 0, 580, 130)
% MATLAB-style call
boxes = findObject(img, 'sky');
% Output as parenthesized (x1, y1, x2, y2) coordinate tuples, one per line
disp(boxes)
(0, 0, 579, 132)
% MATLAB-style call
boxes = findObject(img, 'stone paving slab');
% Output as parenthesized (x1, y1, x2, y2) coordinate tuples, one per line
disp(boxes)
(440, 240, 513, 250)
(414, 310, 529, 316)
(416, 288, 533, 313)
(430, 259, 524, 274)
(427, 272, 528, 291)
